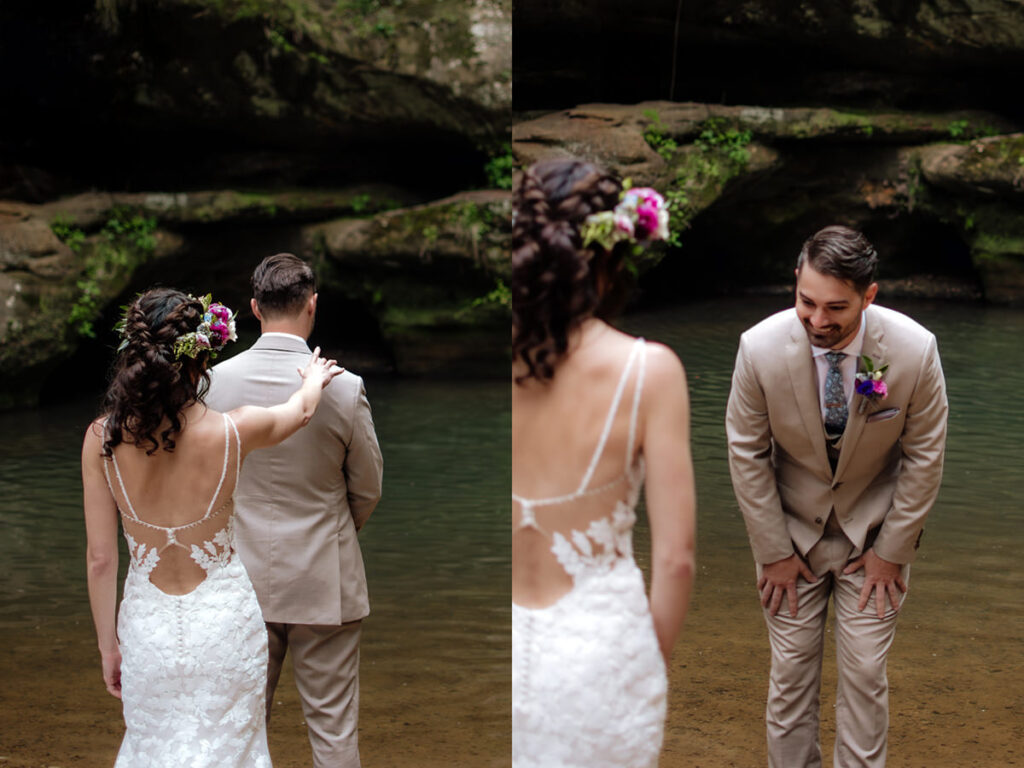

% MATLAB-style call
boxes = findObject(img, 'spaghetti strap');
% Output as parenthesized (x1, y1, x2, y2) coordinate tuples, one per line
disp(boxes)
(109, 450, 141, 522)
(625, 341, 647, 471)
(202, 413, 232, 520)
(224, 412, 242, 486)
(576, 338, 645, 494)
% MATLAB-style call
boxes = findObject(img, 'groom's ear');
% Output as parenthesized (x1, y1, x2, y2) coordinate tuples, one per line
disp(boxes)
(250, 298, 263, 322)
(862, 282, 878, 308)
(308, 292, 318, 316)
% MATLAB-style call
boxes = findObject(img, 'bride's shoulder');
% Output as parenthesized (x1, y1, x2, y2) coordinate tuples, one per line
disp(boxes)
(641, 341, 687, 390)
(82, 416, 107, 447)
(81, 417, 111, 468)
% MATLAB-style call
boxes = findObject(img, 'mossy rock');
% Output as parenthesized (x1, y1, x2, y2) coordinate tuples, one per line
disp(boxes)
(306, 190, 510, 374)
(918, 135, 1024, 198)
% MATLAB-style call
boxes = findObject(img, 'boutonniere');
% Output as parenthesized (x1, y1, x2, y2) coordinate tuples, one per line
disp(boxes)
(855, 354, 889, 413)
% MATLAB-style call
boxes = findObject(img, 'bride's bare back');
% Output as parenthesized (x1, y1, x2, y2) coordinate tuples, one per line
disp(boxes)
(513, 321, 653, 608)
(102, 406, 240, 596)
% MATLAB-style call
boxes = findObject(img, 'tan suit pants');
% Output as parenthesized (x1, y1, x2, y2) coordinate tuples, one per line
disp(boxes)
(760, 530, 909, 768)
(266, 621, 362, 768)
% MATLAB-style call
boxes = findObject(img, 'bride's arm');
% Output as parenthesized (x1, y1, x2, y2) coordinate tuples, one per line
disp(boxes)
(81, 420, 122, 699)
(229, 346, 343, 456)
(641, 343, 697, 666)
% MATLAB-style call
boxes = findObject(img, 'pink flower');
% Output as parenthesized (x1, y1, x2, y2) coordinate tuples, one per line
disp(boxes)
(873, 380, 888, 398)
(614, 215, 635, 236)
(636, 205, 659, 237)
(209, 304, 231, 321)
(195, 332, 211, 349)
(632, 188, 664, 208)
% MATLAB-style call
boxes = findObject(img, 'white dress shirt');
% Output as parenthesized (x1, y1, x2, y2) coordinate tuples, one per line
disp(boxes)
(260, 331, 308, 344)
(810, 314, 866, 423)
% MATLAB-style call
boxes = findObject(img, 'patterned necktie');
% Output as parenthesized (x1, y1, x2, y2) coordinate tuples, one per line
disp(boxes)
(824, 351, 848, 436)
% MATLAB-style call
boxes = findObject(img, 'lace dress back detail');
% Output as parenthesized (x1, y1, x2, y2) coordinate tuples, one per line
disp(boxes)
(513, 339, 668, 768)
(103, 412, 241, 594)
(104, 412, 271, 768)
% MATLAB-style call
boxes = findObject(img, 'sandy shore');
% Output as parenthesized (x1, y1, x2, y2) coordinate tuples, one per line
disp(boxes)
(3, 541, 1021, 768)
(658, 575, 1021, 768)
(0, 616, 509, 768)
(3, 587, 1019, 768)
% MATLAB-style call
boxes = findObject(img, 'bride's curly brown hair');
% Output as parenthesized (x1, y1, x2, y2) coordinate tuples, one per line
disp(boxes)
(512, 158, 630, 384)
(101, 288, 211, 457)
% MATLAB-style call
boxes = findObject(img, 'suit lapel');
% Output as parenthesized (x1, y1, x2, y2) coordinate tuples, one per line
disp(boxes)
(785, 320, 832, 476)
(834, 308, 888, 480)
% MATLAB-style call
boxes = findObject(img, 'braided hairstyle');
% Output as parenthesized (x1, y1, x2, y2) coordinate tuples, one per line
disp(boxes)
(101, 288, 210, 457)
(512, 158, 628, 384)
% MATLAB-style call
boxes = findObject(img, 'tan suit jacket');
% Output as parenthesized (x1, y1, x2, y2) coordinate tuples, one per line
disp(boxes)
(207, 334, 383, 625)
(726, 304, 947, 567)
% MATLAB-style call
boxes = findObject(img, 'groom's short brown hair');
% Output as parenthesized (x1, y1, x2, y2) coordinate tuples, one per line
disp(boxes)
(251, 253, 316, 317)
(796, 225, 878, 293)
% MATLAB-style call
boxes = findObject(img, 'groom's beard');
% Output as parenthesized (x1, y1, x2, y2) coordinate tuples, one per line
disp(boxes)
(803, 317, 860, 349)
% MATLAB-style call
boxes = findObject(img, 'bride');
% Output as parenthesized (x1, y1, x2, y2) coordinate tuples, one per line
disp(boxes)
(512, 159, 697, 767)
(81, 287, 340, 766)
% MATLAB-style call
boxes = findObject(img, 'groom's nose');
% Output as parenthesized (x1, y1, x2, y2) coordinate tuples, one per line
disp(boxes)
(809, 309, 831, 328)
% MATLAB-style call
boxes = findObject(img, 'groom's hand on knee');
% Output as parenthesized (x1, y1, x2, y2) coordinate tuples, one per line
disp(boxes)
(844, 548, 907, 618)
(758, 554, 817, 618)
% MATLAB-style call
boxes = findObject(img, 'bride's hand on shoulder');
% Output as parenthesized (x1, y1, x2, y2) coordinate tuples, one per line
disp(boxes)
(102, 647, 122, 699)
(298, 346, 344, 389)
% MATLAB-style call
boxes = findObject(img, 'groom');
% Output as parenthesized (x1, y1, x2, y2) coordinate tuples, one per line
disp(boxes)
(207, 253, 383, 768)
(726, 226, 947, 767)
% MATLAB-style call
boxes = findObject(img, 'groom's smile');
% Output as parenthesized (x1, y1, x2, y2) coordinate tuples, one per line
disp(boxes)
(794, 263, 877, 350)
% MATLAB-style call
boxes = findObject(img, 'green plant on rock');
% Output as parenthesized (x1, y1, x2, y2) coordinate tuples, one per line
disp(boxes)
(267, 27, 297, 53)
(484, 144, 516, 190)
(695, 117, 753, 165)
(642, 109, 678, 161)
(662, 187, 690, 248)
(457, 279, 510, 317)
(67, 208, 159, 339)
(948, 119, 970, 139)
(957, 207, 976, 232)
(902, 160, 924, 213)
(51, 215, 86, 252)
(334, 0, 398, 39)
(659, 117, 754, 245)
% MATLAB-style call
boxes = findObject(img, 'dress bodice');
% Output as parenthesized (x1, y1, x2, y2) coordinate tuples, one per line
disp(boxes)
(103, 413, 242, 589)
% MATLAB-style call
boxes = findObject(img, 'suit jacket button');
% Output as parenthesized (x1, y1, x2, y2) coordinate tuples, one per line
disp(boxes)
(815, 517, 823, 524)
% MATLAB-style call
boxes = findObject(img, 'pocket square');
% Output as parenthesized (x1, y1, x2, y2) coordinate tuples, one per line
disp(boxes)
(866, 407, 901, 423)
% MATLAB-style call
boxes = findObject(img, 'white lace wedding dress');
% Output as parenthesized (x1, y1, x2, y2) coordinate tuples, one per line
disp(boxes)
(513, 339, 667, 768)
(103, 413, 271, 767)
